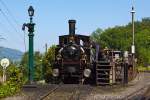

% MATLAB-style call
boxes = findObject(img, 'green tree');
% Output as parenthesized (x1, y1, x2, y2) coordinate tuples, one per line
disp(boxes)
(20, 52, 28, 81)
(42, 45, 56, 83)
(20, 45, 56, 83)
(20, 51, 43, 82)
(34, 52, 43, 81)
(91, 17, 150, 66)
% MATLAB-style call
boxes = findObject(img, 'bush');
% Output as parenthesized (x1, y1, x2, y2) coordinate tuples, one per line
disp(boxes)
(0, 65, 23, 98)
(0, 83, 20, 98)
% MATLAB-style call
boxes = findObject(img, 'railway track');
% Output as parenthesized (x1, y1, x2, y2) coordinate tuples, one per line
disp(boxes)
(6, 72, 148, 100)
(123, 85, 150, 100)
(124, 85, 148, 100)
(122, 72, 150, 100)
(22, 84, 61, 100)
(142, 86, 150, 100)
(39, 84, 62, 100)
(40, 84, 93, 100)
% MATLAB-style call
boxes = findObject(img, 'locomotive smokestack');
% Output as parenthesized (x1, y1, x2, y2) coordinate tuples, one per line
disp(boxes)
(68, 20, 76, 35)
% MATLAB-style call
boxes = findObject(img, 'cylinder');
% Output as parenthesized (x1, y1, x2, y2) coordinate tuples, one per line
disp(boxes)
(68, 20, 76, 35)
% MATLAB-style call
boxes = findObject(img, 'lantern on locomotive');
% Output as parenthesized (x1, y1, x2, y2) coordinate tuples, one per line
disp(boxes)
(52, 20, 95, 84)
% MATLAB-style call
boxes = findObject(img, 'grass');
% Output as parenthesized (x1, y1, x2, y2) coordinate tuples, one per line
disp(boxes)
(137, 66, 150, 72)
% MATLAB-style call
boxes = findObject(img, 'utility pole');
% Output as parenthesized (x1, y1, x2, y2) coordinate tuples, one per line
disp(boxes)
(22, 6, 35, 84)
(41, 43, 47, 80)
(45, 43, 48, 54)
(131, 1, 135, 77)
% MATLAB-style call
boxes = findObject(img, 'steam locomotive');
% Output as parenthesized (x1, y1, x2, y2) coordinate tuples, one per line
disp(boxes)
(52, 20, 134, 85)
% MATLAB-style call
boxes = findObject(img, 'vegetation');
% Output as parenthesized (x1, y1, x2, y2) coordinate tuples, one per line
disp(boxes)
(0, 65, 23, 98)
(91, 17, 150, 66)
(0, 45, 55, 98)
(42, 45, 56, 83)
(137, 66, 150, 72)
(20, 45, 56, 83)
(20, 51, 43, 82)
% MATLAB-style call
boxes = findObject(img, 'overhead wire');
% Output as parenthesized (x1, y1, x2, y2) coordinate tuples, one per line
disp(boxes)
(0, 0, 27, 52)
(0, 21, 23, 47)
(0, 0, 20, 26)
(0, 9, 23, 40)
(0, 9, 26, 51)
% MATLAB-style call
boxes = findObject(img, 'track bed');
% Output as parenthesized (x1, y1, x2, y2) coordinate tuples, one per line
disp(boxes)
(42, 84, 93, 100)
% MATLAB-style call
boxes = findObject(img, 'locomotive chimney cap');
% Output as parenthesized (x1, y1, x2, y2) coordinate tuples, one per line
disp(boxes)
(68, 20, 76, 23)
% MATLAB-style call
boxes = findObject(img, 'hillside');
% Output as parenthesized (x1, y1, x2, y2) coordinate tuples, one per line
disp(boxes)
(0, 47, 23, 62)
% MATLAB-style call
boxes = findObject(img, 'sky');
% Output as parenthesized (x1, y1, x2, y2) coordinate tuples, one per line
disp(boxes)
(0, 0, 149, 52)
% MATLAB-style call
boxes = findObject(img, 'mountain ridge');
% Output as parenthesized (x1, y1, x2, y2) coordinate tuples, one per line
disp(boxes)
(0, 46, 23, 62)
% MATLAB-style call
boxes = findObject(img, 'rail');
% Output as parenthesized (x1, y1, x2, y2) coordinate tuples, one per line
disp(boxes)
(39, 84, 62, 100)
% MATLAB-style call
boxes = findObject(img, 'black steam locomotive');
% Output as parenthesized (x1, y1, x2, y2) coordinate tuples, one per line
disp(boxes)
(52, 20, 95, 84)
(52, 20, 134, 85)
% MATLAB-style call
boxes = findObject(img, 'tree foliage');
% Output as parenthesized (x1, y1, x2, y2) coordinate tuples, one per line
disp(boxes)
(0, 65, 23, 98)
(20, 45, 56, 83)
(42, 45, 56, 83)
(91, 17, 150, 66)
(20, 51, 43, 82)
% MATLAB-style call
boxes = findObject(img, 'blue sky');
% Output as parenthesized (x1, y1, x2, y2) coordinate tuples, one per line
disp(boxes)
(0, 0, 149, 52)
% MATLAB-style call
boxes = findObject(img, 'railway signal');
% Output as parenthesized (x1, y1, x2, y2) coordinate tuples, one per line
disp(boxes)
(22, 6, 35, 84)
